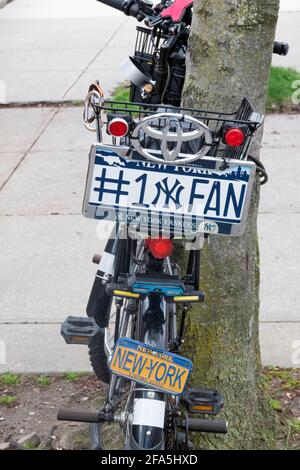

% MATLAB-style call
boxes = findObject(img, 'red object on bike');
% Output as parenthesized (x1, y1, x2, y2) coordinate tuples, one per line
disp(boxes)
(160, 0, 193, 23)
(224, 128, 245, 147)
(146, 238, 174, 259)
(108, 118, 129, 137)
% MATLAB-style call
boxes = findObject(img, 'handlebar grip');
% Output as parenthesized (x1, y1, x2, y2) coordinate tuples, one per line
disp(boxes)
(96, 0, 145, 20)
(273, 41, 289, 56)
(96, 0, 126, 13)
(57, 407, 100, 423)
(178, 418, 228, 434)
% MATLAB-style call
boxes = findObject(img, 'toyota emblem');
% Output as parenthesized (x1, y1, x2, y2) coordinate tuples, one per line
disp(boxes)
(131, 112, 212, 164)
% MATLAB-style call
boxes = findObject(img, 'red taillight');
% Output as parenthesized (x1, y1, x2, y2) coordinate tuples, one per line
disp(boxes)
(224, 128, 245, 147)
(108, 118, 129, 138)
(146, 238, 174, 260)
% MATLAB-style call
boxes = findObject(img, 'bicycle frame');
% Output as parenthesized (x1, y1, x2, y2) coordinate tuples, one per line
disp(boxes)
(93, 230, 203, 449)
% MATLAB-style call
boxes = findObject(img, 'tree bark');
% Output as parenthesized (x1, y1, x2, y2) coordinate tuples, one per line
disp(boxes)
(181, 0, 280, 449)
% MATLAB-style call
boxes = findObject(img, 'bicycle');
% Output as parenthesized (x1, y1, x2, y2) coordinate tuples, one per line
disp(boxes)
(57, 0, 288, 450)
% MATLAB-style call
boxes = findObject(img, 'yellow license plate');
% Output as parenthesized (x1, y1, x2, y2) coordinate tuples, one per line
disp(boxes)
(110, 338, 192, 395)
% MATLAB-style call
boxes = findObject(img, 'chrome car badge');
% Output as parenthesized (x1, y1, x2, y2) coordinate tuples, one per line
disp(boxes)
(132, 113, 212, 164)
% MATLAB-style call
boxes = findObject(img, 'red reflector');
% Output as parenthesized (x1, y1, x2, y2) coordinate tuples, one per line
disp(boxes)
(108, 118, 129, 138)
(224, 128, 245, 147)
(146, 238, 174, 260)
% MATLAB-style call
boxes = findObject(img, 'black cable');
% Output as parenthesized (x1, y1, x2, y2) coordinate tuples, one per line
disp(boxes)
(247, 154, 269, 186)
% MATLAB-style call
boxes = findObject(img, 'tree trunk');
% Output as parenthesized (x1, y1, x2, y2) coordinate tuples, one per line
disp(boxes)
(181, 0, 280, 449)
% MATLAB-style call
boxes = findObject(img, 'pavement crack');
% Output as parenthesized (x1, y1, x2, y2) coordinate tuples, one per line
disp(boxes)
(258, 211, 300, 215)
(61, 17, 129, 99)
(1, 320, 298, 326)
(0, 100, 84, 109)
(0, 108, 60, 192)
(260, 321, 300, 324)
(0, 321, 62, 325)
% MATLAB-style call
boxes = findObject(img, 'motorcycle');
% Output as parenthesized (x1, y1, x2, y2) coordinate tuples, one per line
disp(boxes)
(57, 0, 289, 450)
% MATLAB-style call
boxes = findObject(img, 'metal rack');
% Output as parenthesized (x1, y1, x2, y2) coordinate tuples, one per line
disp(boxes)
(134, 26, 166, 62)
(130, 26, 167, 103)
(90, 97, 262, 161)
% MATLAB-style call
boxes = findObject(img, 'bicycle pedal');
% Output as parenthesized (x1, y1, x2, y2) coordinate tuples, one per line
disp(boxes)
(181, 388, 224, 415)
(61, 316, 100, 346)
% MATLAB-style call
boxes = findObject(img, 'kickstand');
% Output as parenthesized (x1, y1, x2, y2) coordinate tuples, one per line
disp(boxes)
(89, 423, 103, 450)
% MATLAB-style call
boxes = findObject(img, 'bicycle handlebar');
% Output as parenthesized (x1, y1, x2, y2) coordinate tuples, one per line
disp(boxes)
(273, 41, 289, 56)
(177, 417, 228, 434)
(96, 0, 126, 13)
(96, 0, 146, 20)
(97, 0, 290, 57)
(57, 407, 101, 423)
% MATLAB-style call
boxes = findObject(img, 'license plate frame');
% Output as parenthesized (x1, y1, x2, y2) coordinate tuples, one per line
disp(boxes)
(83, 144, 256, 237)
(110, 337, 193, 396)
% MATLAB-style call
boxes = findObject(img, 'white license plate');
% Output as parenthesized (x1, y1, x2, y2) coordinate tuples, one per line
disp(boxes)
(83, 145, 256, 237)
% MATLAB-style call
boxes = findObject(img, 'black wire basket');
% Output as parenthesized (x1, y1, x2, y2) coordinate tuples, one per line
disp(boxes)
(92, 97, 262, 161)
(134, 26, 166, 63)
(130, 26, 166, 103)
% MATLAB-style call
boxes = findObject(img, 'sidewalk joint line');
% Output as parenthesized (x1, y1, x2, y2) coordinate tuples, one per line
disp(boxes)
(1, 320, 299, 326)
(61, 17, 129, 99)
(260, 321, 300, 324)
(0, 100, 84, 109)
(0, 321, 62, 325)
(259, 211, 300, 214)
(0, 108, 60, 192)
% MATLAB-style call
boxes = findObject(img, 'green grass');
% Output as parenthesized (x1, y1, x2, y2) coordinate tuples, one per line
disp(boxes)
(265, 367, 300, 390)
(65, 372, 81, 382)
(111, 83, 130, 102)
(113, 72, 300, 114)
(269, 397, 282, 411)
(110, 83, 141, 114)
(23, 442, 39, 450)
(0, 395, 17, 406)
(0, 373, 21, 386)
(267, 66, 300, 111)
(286, 419, 300, 447)
(36, 375, 50, 387)
(288, 419, 300, 433)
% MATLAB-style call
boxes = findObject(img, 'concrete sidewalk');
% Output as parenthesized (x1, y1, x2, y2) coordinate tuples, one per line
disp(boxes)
(1, 108, 299, 372)
(0, 0, 299, 372)
(0, 0, 299, 104)
(0, 0, 136, 103)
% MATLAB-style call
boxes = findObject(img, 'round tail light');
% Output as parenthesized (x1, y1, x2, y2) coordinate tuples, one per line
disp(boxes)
(108, 118, 129, 138)
(146, 238, 174, 260)
(224, 128, 245, 147)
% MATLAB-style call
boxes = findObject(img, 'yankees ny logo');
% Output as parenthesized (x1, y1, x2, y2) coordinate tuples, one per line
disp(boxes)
(152, 178, 184, 208)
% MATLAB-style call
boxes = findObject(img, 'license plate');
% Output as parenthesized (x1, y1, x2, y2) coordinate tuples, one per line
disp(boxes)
(110, 338, 192, 396)
(83, 145, 256, 237)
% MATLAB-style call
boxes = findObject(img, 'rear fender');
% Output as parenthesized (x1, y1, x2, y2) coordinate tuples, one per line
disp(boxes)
(126, 295, 168, 450)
